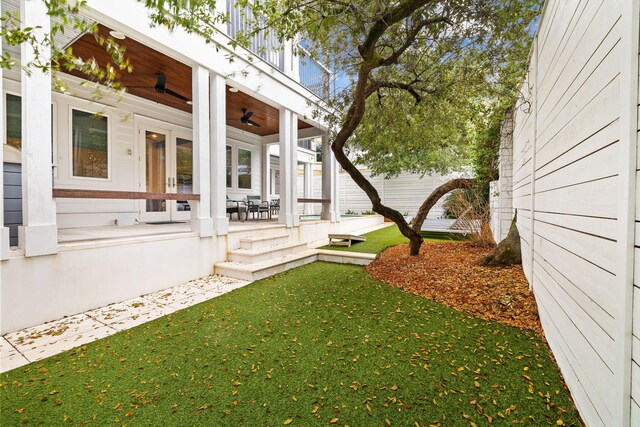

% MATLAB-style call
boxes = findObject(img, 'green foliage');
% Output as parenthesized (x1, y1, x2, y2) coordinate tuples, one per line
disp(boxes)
(1, 0, 131, 95)
(1, 262, 580, 426)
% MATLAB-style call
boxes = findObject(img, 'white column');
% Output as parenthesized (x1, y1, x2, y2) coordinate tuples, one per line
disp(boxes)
(210, 73, 229, 235)
(282, 41, 294, 78)
(190, 66, 214, 237)
(290, 117, 299, 227)
(18, 0, 57, 257)
(0, 0, 9, 260)
(303, 162, 313, 214)
(320, 133, 337, 222)
(262, 144, 271, 202)
(291, 39, 300, 82)
(278, 109, 298, 227)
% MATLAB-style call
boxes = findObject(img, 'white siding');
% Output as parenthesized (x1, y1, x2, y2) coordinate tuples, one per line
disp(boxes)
(506, 1, 639, 426)
(294, 169, 453, 217)
(3, 69, 264, 228)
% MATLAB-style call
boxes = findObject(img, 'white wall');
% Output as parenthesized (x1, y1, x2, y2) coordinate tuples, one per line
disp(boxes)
(507, 1, 639, 425)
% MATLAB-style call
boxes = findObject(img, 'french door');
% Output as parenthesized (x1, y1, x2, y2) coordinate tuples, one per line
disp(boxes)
(139, 123, 193, 222)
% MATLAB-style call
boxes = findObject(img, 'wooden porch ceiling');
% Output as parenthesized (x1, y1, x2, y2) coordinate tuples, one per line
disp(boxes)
(63, 24, 313, 137)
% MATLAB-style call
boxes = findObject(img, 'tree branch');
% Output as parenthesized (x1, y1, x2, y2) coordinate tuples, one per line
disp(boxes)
(379, 15, 451, 67)
(411, 178, 475, 232)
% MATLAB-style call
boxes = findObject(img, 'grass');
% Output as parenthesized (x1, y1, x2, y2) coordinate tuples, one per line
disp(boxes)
(0, 262, 580, 426)
(319, 225, 412, 254)
(319, 225, 452, 254)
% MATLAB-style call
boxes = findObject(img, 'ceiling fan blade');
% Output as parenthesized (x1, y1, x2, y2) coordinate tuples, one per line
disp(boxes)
(164, 88, 190, 102)
(244, 111, 254, 120)
(154, 73, 167, 92)
(247, 119, 261, 127)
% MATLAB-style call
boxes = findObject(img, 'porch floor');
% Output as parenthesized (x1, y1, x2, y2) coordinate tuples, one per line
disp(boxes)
(54, 216, 324, 245)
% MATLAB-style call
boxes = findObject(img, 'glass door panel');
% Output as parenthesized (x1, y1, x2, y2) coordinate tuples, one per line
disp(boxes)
(173, 136, 193, 220)
(141, 129, 170, 222)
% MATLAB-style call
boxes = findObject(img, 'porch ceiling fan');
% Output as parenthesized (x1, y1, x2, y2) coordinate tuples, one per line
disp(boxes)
(238, 108, 261, 127)
(127, 73, 191, 104)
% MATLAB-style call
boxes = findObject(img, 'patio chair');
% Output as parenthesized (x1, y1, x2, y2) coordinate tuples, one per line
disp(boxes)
(270, 198, 280, 217)
(227, 196, 247, 221)
(246, 195, 271, 221)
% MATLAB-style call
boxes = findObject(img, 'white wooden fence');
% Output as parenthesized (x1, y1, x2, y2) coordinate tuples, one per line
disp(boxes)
(504, 1, 640, 425)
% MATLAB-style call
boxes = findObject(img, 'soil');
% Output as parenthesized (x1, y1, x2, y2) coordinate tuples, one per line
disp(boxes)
(366, 241, 543, 335)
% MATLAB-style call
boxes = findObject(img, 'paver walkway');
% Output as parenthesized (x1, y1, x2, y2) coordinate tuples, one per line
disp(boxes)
(0, 275, 249, 373)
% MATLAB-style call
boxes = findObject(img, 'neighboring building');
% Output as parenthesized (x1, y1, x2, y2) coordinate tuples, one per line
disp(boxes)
(0, 0, 387, 334)
(493, 1, 639, 425)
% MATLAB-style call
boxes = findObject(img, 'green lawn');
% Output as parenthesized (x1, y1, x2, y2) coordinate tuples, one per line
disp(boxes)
(1, 263, 580, 426)
(320, 224, 411, 253)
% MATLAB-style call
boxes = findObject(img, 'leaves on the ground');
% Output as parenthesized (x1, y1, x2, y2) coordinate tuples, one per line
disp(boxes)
(367, 242, 542, 334)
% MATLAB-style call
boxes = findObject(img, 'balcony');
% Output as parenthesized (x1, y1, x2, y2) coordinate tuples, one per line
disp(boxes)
(226, 0, 331, 100)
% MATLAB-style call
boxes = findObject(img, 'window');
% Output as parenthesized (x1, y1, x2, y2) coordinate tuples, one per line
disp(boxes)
(226, 145, 232, 188)
(237, 148, 252, 189)
(72, 109, 109, 179)
(298, 138, 313, 150)
(315, 143, 323, 163)
(5, 94, 21, 149)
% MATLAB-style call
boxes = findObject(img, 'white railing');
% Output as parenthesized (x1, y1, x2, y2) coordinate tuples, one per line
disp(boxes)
(227, 0, 283, 71)
(226, 1, 331, 99)
(298, 47, 331, 100)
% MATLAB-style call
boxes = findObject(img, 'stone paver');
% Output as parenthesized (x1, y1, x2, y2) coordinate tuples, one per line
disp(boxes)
(0, 275, 250, 373)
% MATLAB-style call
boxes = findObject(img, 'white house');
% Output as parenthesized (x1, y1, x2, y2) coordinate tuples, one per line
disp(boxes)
(0, 0, 384, 335)
(493, 0, 640, 425)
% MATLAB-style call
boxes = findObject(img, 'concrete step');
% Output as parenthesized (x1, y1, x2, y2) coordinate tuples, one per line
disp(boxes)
(239, 233, 290, 250)
(228, 242, 309, 264)
(316, 249, 376, 266)
(215, 250, 318, 281)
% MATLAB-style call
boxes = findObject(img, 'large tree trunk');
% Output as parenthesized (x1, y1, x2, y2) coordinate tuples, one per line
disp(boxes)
(410, 178, 475, 233)
(479, 211, 521, 266)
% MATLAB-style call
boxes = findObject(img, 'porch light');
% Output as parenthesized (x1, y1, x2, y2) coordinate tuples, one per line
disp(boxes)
(186, 100, 193, 105)
(109, 30, 126, 40)
(228, 87, 239, 93)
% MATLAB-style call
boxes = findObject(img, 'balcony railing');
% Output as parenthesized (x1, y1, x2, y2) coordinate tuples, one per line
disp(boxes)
(227, 0, 283, 71)
(298, 47, 331, 100)
(226, 0, 331, 99)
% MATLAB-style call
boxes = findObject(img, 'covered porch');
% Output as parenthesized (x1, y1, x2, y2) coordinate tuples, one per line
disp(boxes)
(0, 0, 340, 259)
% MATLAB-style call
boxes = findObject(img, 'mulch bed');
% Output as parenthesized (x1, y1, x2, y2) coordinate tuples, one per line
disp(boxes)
(366, 241, 543, 335)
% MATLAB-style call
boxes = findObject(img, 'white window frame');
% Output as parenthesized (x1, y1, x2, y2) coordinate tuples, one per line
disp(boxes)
(3, 91, 58, 176)
(69, 106, 112, 181)
(226, 144, 232, 189)
(3, 90, 22, 147)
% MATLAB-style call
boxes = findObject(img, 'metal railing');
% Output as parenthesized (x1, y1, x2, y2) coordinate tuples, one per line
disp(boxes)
(227, 0, 284, 71)
(298, 47, 331, 100)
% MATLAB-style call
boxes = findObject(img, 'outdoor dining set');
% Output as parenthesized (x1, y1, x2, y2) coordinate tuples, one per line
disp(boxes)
(226, 195, 280, 221)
